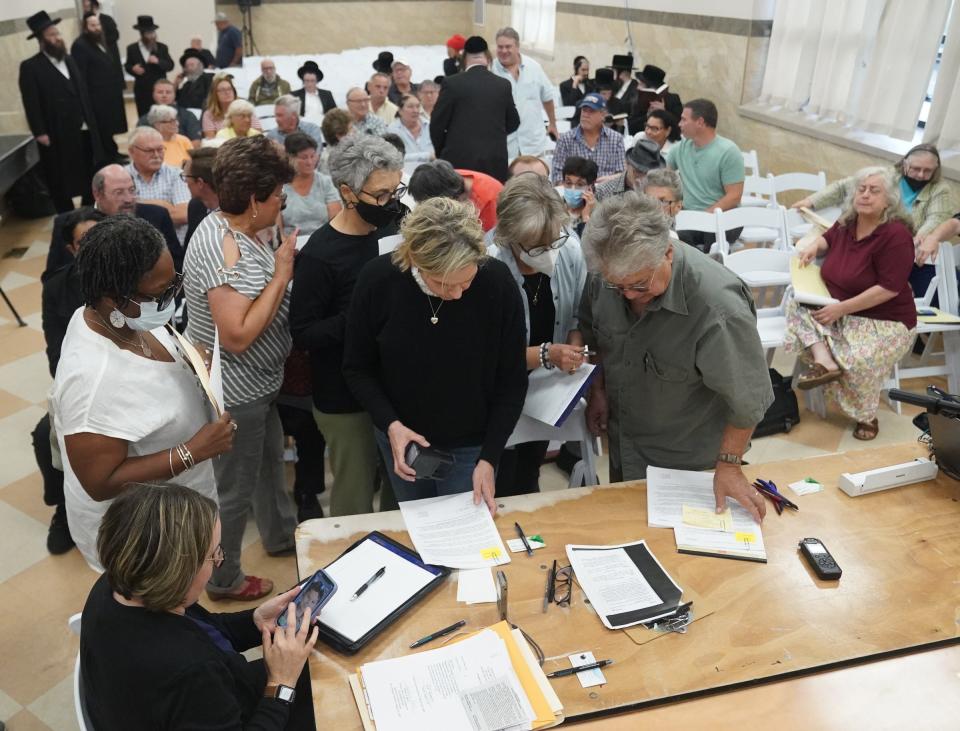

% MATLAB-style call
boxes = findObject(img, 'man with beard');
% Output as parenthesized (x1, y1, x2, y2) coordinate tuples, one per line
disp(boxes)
(249, 58, 291, 105)
(174, 49, 212, 111)
(124, 15, 174, 117)
(82, 0, 120, 67)
(71, 12, 127, 163)
(19, 10, 102, 212)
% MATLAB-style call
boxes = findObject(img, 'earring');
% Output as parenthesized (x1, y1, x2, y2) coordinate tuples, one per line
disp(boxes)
(252, 206, 258, 219)
(109, 309, 125, 328)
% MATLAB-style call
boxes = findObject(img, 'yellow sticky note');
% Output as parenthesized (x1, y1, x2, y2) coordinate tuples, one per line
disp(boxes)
(682, 505, 733, 532)
(735, 532, 756, 544)
(480, 547, 502, 560)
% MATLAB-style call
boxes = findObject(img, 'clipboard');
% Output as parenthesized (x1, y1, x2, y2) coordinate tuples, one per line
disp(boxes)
(315, 531, 450, 655)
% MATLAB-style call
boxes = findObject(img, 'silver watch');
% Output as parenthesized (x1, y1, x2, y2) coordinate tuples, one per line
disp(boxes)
(715, 452, 744, 466)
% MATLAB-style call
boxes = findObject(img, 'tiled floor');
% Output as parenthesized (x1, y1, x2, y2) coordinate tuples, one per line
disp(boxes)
(0, 212, 939, 730)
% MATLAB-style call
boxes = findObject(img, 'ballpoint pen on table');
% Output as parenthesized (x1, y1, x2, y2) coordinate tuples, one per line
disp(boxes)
(754, 478, 798, 511)
(546, 659, 613, 678)
(514, 522, 533, 556)
(542, 571, 551, 613)
(349, 566, 386, 601)
(409, 620, 467, 648)
(754, 482, 784, 515)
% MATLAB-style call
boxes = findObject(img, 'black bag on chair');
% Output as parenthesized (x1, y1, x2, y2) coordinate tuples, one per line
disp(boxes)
(6, 168, 56, 219)
(754, 369, 800, 437)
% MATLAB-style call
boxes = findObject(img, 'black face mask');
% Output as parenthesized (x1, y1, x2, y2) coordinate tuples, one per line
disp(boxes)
(353, 197, 402, 228)
(904, 175, 930, 192)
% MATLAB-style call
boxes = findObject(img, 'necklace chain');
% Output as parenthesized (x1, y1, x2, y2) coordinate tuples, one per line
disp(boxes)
(531, 273, 545, 305)
(426, 294, 443, 325)
(90, 309, 153, 358)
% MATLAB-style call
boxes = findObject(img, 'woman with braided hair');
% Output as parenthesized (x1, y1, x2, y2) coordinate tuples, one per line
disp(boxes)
(49, 214, 236, 571)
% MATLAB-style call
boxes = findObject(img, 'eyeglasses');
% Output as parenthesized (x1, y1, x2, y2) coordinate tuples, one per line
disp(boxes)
(179, 172, 200, 182)
(602, 271, 657, 293)
(205, 544, 225, 568)
(523, 231, 570, 258)
(552, 563, 573, 606)
(347, 96, 371, 104)
(360, 184, 406, 206)
(644, 123, 665, 133)
(132, 145, 165, 157)
(135, 271, 183, 310)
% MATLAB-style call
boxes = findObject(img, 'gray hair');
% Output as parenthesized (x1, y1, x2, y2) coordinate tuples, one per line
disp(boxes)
(146, 104, 178, 125)
(582, 192, 671, 277)
(327, 134, 403, 192)
(225, 98, 255, 119)
(418, 79, 439, 92)
(837, 165, 913, 230)
(495, 26, 521, 44)
(642, 168, 683, 201)
(493, 173, 568, 249)
(274, 94, 300, 114)
(128, 125, 161, 147)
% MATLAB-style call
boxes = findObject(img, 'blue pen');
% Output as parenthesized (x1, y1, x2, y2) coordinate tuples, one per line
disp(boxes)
(755, 479, 799, 511)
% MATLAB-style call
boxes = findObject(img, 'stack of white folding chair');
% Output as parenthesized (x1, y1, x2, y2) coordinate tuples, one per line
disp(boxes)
(739, 149, 767, 207)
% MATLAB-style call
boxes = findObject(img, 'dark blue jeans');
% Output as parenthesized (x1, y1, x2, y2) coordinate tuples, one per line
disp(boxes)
(374, 429, 481, 502)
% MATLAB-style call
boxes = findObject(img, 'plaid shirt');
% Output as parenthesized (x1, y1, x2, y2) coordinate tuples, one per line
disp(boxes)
(551, 126, 625, 183)
(126, 163, 191, 243)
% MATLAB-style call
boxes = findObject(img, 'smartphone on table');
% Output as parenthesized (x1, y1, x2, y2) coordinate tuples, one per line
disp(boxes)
(277, 569, 337, 631)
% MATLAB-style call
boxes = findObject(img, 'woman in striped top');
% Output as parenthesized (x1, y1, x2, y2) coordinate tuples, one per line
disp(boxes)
(183, 135, 298, 602)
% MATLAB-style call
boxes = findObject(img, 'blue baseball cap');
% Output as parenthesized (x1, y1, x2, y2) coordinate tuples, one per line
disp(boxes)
(577, 93, 607, 111)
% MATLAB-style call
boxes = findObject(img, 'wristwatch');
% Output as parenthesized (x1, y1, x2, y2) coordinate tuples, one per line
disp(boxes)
(264, 683, 296, 705)
(715, 452, 744, 466)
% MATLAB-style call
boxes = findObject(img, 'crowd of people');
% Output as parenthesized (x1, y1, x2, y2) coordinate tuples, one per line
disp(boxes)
(14, 9, 960, 728)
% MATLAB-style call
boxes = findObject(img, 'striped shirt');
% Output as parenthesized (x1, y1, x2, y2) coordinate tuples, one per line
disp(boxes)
(126, 163, 191, 243)
(183, 213, 292, 407)
(550, 126, 626, 183)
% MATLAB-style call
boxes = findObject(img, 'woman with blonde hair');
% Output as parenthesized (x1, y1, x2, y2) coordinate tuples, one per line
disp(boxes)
(201, 73, 263, 139)
(343, 196, 528, 512)
(788, 166, 917, 441)
(216, 99, 263, 140)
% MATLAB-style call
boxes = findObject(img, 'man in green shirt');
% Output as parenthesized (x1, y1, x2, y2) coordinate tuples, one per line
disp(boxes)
(579, 192, 772, 521)
(667, 98, 745, 252)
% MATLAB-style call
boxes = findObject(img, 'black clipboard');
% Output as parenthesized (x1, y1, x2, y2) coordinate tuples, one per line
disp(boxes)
(310, 531, 450, 655)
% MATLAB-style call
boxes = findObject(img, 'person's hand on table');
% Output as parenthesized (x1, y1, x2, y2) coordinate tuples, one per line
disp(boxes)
(472, 459, 496, 515)
(812, 301, 847, 327)
(585, 386, 608, 436)
(713, 463, 765, 522)
(549, 343, 585, 374)
(262, 602, 319, 688)
(387, 420, 429, 482)
(254, 584, 305, 633)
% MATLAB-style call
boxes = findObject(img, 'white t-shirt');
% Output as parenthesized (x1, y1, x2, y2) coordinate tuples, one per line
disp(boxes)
(50, 309, 218, 571)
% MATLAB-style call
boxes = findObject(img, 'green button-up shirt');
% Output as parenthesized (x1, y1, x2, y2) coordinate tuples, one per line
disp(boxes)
(578, 244, 773, 481)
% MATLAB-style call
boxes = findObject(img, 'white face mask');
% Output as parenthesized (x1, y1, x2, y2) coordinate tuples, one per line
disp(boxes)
(516, 246, 559, 277)
(123, 298, 176, 331)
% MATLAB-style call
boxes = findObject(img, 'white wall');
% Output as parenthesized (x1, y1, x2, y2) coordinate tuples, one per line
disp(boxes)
(107, 0, 216, 67)
(564, 0, 775, 21)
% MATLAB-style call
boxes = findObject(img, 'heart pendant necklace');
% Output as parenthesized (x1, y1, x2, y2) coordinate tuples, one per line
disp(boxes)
(427, 296, 443, 325)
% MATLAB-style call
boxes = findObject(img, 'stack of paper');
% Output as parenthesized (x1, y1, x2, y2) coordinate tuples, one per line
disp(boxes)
(647, 466, 767, 563)
(350, 622, 563, 731)
(457, 568, 498, 604)
(789, 257, 838, 307)
(398, 492, 510, 569)
(523, 364, 599, 427)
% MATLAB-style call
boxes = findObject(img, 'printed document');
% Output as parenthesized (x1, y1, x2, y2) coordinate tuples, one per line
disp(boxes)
(399, 492, 510, 569)
(566, 545, 661, 618)
(647, 466, 760, 532)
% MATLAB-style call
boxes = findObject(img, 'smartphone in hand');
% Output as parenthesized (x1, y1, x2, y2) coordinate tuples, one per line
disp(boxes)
(277, 569, 337, 631)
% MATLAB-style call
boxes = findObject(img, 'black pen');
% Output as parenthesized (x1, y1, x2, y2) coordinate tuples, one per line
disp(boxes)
(547, 659, 613, 678)
(349, 566, 386, 601)
(514, 522, 533, 556)
(409, 620, 466, 648)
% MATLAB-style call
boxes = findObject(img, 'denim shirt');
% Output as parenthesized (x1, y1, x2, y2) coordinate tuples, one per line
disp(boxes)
(485, 228, 588, 345)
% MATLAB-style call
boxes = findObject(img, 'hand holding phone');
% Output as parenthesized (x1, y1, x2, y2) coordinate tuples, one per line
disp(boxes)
(404, 443, 455, 480)
(276, 569, 337, 632)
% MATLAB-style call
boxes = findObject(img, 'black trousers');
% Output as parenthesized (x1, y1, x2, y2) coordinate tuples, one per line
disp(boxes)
(276, 403, 325, 498)
(32, 414, 64, 507)
(495, 441, 549, 497)
(677, 226, 742, 254)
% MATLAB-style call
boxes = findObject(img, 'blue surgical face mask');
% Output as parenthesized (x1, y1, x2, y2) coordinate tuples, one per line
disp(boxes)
(563, 188, 585, 208)
(123, 297, 176, 331)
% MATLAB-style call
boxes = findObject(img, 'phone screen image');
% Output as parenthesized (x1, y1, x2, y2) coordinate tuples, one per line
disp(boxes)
(277, 570, 337, 631)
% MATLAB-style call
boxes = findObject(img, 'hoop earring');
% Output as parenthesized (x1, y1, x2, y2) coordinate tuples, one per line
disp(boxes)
(109, 309, 125, 328)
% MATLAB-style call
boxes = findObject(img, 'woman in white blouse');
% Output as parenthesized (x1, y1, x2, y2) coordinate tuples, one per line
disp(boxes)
(50, 215, 236, 571)
(388, 94, 434, 164)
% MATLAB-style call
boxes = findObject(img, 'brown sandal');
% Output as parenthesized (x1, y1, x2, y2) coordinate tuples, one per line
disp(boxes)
(796, 363, 842, 391)
(853, 418, 879, 441)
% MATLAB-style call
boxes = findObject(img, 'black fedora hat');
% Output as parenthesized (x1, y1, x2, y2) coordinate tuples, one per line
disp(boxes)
(372, 51, 393, 74)
(637, 64, 666, 88)
(179, 48, 204, 67)
(297, 60, 323, 81)
(594, 67, 615, 90)
(610, 53, 635, 71)
(26, 11, 61, 40)
(133, 15, 159, 31)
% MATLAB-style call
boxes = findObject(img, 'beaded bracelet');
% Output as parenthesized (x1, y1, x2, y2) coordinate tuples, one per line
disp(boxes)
(540, 342, 555, 370)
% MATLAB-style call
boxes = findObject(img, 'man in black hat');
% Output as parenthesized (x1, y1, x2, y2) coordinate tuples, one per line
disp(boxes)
(71, 12, 127, 164)
(124, 15, 173, 117)
(595, 138, 664, 201)
(82, 0, 120, 67)
(293, 61, 336, 120)
(248, 58, 291, 106)
(373, 51, 394, 75)
(174, 48, 212, 110)
(430, 36, 520, 183)
(607, 53, 638, 118)
(627, 63, 683, 132)
(18, 10, 103, 212)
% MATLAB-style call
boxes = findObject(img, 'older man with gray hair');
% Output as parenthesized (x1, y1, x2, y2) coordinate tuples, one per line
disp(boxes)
(289, 134, 404, 516)
(345, 86, 389, 136)
(265, 94, 323, 147)
(579, 192, 772, 521)
(124, 126, 191, 243)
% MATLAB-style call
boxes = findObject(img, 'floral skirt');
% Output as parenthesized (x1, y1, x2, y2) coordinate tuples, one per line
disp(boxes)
(785, 300, 914, 423)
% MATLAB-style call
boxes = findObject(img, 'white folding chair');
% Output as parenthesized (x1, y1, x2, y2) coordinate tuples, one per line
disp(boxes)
(756, 286, 791, 366)
(187, 107, 202, 120)
(69, 612, 94, 731)
(254, 103, 275, 119)
(742, 149, 760, 178)
(740, 173, 775, 208)
(715, 205, 791, 254)
(724, 247, 792, 289)
(770, 172, 828, 239)
(259, 117, 278, 131)
(505, 400, 599, 487)
(556, 105, 577, 121)
(675, 209, 722, 254)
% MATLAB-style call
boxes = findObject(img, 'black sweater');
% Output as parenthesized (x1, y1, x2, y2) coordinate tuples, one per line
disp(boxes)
(343, 254, 528, 466)
(80, 574, 289, 730)
(289, 223, 380, 413)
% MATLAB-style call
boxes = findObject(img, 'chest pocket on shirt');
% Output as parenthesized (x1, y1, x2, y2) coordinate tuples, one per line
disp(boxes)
(644, 351, 689, 383)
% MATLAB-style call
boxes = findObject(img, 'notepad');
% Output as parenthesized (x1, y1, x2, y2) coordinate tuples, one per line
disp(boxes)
(790, 257, 838, 306)
(674, 524, 767, 562)
(917, 307, 960, 324)
(523, 363, 599, 427)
